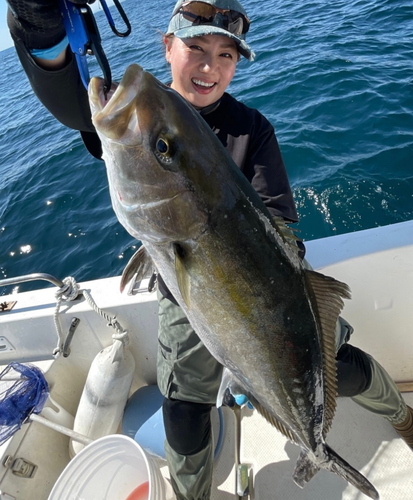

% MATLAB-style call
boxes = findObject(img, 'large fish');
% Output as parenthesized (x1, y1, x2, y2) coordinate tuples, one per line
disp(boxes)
(88, 64, 379, 499)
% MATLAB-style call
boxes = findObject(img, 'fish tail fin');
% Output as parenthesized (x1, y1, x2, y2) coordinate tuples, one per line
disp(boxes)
(293, 445, 379, 499)
(325, 445, 379, 499)
(293, 449, 320, 486)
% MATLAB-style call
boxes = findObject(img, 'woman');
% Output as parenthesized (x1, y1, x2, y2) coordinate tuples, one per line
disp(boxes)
(157, 4, 303, 497)
(7, 0, 412, 499)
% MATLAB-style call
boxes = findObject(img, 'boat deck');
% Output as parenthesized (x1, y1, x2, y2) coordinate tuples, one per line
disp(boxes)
(150, 393, 413, 499)
(247, 394, 412, 499)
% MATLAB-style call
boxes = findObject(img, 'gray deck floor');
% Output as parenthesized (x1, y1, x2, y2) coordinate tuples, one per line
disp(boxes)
(205, 393, 413, 500)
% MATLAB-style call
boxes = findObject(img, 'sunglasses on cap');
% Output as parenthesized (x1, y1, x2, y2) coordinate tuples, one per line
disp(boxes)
(172, 1, 250, 36)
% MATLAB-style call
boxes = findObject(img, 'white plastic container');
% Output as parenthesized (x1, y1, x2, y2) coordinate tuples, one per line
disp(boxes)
(48, 435, 174, 500)
(70, 339, 135, 456)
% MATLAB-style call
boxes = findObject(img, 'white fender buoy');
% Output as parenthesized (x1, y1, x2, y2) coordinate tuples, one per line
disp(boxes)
(70, 338, 135, 456)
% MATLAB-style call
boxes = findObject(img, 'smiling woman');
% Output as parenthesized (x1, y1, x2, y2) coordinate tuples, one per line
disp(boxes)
(163, 0, 254, 110)
(164, 35, 238, 108)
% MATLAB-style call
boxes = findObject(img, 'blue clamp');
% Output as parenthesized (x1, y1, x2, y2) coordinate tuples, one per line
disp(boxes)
(59, 0, 131, 93)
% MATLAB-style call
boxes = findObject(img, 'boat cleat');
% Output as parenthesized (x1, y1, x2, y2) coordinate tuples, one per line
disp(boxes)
(3, 456, 37, 479)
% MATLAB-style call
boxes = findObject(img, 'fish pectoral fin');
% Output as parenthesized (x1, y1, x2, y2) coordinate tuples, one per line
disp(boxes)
(174, 243, 191, 308)
(120, 244, 154, 292)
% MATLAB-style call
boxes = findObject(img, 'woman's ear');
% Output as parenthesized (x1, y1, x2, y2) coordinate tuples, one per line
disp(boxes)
(164, 35, 172, 64)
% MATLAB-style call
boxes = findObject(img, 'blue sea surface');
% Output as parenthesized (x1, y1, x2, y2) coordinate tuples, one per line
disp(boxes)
(1, 0, 412, 294)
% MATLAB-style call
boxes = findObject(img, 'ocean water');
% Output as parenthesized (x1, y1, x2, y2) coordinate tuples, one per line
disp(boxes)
(1, 0, 412, 294)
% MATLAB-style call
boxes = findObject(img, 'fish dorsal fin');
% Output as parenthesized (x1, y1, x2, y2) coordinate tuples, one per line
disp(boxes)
(305, 269, 351, 434)
(273, 215, 301, 258)
(120, 244, 154, 292)
(174, 243, 191, 308)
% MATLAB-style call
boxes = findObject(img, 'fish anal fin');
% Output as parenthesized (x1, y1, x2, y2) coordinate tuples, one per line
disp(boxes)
(305, 269, 351, 434)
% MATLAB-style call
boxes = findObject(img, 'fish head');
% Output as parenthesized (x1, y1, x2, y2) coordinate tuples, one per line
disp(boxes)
(89, 64, 234, 244)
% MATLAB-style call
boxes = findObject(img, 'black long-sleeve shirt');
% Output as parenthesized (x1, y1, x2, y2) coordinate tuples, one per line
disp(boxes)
(202, 92, 298, 223)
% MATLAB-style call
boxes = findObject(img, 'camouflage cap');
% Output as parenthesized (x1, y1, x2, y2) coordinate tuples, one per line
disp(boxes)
(167, 0, 255, 61)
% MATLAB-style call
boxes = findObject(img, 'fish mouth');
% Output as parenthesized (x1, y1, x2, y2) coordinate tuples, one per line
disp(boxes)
(89, 80, 119, 112)
(89, 64, 144, 114)
(89, 64, 146, 143)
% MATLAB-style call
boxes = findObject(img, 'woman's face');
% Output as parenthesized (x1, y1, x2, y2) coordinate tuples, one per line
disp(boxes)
(164, 35, 239, 108)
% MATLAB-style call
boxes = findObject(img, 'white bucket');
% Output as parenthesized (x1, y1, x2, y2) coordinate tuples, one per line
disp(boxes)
(48, 435, 174, 500)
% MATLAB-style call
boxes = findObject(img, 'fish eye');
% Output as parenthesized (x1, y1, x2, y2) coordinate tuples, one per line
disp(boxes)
(155, 136, 174, 165)
(156, 138, 169, 155)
